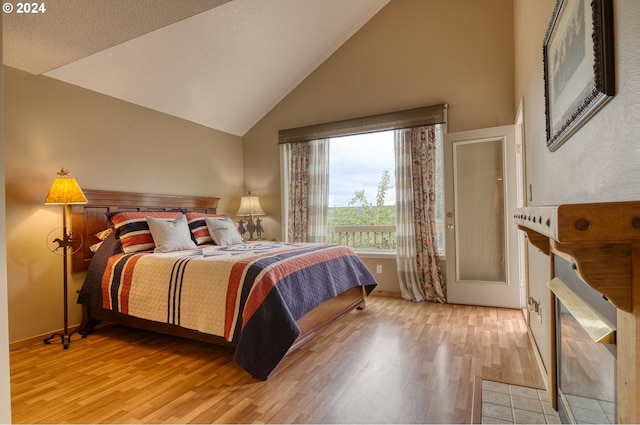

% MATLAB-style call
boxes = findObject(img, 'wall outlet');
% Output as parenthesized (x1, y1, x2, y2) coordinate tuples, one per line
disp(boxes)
(376, 264, 382, 274)
(527, 297, 543, 323)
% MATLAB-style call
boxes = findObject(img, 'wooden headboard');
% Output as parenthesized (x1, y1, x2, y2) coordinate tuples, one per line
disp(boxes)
(70, 189, 220, 273)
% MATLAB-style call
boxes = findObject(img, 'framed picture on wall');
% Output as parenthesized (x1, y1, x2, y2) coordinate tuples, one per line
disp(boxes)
(543, 0, 615, 151)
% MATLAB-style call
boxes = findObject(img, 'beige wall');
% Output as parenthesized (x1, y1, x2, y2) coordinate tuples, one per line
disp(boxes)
(513, 0, 640, 382)
(1, 19, 14, 421)
(516, 0, 640, 207)
(243, 0, 515, 292)
(512, 0, 556, 381)
(3, 66, 245, 342)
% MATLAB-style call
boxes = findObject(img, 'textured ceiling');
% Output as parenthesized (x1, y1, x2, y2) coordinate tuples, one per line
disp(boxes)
(3, 0, 230, 74)
(3, 0, 389, 136)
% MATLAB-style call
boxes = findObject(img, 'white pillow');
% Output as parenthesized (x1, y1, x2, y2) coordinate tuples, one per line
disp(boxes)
(205, 217, 244, 246)
(146, 214, 197, 253)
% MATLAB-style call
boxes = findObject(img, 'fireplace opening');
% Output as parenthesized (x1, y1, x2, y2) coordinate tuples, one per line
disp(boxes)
(552, 256, 617, 424)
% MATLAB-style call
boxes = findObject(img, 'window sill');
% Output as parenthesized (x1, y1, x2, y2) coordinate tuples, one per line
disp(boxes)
(353, 250, 446, 261)
(353, 250, 396, 259)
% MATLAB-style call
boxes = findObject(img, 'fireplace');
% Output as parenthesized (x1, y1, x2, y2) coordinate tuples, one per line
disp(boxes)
(514, 201, 640, 423)
(552, 256, 617, 424)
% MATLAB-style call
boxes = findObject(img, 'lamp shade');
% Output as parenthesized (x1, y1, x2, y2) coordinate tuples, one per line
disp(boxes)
(236, 192, 265, 216)
(44, 169, 88, 205)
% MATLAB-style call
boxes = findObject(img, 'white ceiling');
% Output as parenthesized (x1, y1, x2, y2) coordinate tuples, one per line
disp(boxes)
(3, 0, 389, 136)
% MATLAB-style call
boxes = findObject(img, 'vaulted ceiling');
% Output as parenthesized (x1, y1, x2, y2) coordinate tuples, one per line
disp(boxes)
(3, 0, 389, 136)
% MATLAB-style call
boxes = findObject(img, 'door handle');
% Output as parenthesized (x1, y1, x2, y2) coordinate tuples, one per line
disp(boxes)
(447, 224, 455, 230)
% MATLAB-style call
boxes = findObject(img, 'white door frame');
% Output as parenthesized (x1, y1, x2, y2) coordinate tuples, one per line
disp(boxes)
(444, 125, 520, 308)
(514, 98, 529, 321)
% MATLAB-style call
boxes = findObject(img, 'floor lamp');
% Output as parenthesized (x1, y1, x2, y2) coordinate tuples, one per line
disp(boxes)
(43, 169, 88, 349)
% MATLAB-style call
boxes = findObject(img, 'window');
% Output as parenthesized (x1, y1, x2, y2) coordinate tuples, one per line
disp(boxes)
(326, 127, 444, 255)
(279, 104, 447, 254)
(328, 131, 397, 252)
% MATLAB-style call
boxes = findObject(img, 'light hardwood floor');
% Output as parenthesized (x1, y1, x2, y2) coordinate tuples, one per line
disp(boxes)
(10, 295, 544, 423)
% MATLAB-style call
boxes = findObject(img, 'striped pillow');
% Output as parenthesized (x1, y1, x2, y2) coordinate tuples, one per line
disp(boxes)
(185, 212, 229, 245)
(109, 211, 184, 253)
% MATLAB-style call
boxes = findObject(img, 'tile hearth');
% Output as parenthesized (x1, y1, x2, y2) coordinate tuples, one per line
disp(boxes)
(480, 380, 560, 424)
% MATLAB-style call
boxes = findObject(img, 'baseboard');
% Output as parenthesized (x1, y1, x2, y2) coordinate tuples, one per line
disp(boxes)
(471, 375, 483, 424)
(527, 325, 550, 393)
(9, 325, 82, 351)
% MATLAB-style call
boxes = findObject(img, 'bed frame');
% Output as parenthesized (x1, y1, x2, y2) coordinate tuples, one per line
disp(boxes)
(72, 189, 366, 352)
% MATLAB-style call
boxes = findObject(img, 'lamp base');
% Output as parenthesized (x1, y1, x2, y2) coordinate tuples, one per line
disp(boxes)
(43, 330, 86, 350)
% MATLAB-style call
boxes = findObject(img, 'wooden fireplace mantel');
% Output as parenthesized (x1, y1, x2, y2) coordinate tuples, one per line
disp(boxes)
(514, 201, 640, 313)
(515, 201, 640, 423)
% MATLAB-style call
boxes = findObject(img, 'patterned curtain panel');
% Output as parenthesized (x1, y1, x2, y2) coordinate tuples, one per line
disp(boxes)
(395, 131, 425, 300)
(307, 139, 330, 243)
(279, 139, 329, 242)
(395, 126, 446, 303)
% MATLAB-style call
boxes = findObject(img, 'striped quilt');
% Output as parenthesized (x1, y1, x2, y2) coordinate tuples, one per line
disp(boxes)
(80, 241, 377, 379)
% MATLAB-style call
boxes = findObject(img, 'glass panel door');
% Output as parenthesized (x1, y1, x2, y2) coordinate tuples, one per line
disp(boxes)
(444, 126, 520, 308)
(455, 139, 505, 282)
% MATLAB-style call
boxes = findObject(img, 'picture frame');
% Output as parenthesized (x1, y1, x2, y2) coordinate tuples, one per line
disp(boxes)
(543, 0, 615, 151)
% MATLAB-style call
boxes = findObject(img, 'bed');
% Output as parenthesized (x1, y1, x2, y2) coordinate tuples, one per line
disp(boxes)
(73, 190, 377, 380)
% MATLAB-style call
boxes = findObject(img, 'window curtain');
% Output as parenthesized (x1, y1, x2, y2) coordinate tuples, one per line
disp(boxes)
(395, 126, 446, 303)
(279, 139, 329, 242)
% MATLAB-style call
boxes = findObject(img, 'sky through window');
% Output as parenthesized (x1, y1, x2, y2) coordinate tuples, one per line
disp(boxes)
(329, 130, 395, 208)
